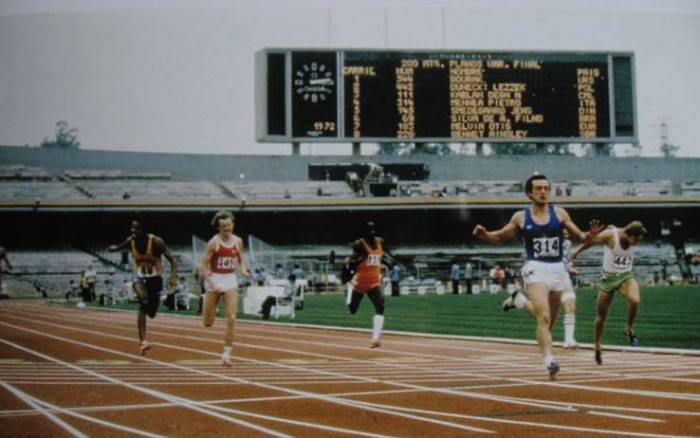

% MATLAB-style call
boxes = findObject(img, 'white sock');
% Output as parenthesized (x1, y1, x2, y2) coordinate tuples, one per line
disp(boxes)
(544, 354, 554, 368)
(223, 346, 232, 357)
(372, 315, 385, 341)
(513, 291, 528, 309)
(564, 314, 575, 344)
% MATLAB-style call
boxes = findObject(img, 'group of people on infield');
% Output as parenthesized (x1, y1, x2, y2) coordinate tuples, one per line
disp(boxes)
(25, 171, 642, 377)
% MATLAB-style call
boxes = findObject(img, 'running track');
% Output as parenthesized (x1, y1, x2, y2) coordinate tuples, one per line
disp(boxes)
(0, 301, 698, 437)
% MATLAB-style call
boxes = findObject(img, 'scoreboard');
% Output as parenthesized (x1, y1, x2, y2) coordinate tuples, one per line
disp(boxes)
(256, 49, 636, 143)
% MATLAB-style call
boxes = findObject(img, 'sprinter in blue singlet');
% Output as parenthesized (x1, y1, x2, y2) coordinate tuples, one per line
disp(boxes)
(473, 174, 601, 380)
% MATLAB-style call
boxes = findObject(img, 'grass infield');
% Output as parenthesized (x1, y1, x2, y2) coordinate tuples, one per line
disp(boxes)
(83, 284, 699, 350)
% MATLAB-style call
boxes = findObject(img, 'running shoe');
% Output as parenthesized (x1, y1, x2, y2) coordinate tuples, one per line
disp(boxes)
(221, 351, 233, 367)
(139, 341, 151, 356)
(547, 360, 560, 380)
(594, 349, 602, 365)
(501, 291, 518, 312)
(624, 330, 639, 347)
(369, 340, 381, 349)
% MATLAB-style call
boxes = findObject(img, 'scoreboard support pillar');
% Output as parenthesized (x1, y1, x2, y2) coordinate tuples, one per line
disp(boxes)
(292, 142, 300, 156)
(352, 142, 361, 156)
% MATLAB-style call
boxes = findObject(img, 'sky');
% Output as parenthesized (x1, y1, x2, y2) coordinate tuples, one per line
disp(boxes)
(0, 0, 698, 156)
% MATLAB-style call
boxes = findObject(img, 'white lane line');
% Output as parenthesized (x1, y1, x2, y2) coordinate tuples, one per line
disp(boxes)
(0, 320, 494, 435)
(461, 393, 700, 418)
(4, 379, 700, 423)
(1, 379, 165, 437)
(0, 311, 577, 414)
(0, 338, 294, 438)
(26, 305, 700, 406)
(7, 306, 697, 430)
(344, 399, 694, 438)
(2, 318, 671, 437)
(0, 379, 88, 438)
(6, 307, 698, 413)
(588, 411, 665, 423)
(133, 317, 700, 403)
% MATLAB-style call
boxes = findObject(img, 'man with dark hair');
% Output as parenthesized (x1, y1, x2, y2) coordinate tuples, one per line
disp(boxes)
(199, 210, 249, 366)
(108, 220, 178, 355)
(473, 174, 600, 379)
(571, 220, 647, 365)
(345, 221, 397, 348)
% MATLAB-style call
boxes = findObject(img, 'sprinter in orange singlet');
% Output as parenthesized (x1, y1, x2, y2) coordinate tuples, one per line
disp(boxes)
(108, 220, 178, 355)
(345, 221, 396, 348)
(199, 211, 249, 366)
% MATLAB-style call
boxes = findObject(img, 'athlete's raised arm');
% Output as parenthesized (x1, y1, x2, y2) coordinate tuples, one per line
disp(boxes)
(473, 211, 522, 244)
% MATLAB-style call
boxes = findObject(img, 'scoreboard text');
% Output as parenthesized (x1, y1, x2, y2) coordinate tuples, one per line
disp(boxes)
(256, 49, 636, 143)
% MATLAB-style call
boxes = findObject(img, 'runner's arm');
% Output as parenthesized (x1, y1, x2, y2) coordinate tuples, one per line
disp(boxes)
(155, 237, 178, 288)
(107, 237, 131, 252)
(199, 240, 217, 291)
(570, 227, 613, 261)
(472, 211, 521, 244)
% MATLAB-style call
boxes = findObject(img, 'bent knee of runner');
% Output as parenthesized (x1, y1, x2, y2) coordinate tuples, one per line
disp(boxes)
(536, 312, 551, 327)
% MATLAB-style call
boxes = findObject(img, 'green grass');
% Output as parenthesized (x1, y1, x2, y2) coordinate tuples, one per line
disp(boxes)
(82, 285, 700, 350)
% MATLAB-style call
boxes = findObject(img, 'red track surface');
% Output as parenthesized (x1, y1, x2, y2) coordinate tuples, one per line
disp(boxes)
(0, 300, 699, 437)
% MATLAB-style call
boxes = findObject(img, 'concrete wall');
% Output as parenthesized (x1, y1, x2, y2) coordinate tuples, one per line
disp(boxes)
(2, 145, 699, 183)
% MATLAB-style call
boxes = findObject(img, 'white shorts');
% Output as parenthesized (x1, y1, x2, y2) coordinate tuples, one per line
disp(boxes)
(206, 273, 239, 293)
(521, 260, 568, 292)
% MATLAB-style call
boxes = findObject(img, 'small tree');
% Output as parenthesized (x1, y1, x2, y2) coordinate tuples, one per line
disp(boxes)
(40, 121, 81, 149)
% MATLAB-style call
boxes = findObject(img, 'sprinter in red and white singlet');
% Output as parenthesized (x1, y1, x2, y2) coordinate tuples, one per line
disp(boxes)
(200, 211, 249, 366)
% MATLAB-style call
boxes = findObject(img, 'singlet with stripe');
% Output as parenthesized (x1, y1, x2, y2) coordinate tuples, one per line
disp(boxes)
(353, 239, 383, 293)
(603, 227, 634, 273)
(210, 235, 240, 274)
(521, 205, 564, 263)
(131, 234, 162, 278)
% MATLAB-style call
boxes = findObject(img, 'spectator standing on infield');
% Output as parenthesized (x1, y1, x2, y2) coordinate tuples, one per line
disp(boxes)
(389, 264, 401, 297)
(571, 221, 647, 365)
(108, 220, 178, 355)
(450, 262, 461, 294)
(80, 265, 97, 302)
(464, 261, 474, 294)
(473, 174, 599, 380)
(199, 211, 249, 366)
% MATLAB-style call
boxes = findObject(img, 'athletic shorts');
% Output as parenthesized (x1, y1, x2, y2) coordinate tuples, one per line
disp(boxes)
(136, 276, 163, 318)
(206, 272, 239, 293)
(599, 271, 634, 295)
(521, 260, 568, 292)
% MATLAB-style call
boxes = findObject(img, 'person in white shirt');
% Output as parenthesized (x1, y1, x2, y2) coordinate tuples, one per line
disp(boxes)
(571, 221, 647, 365)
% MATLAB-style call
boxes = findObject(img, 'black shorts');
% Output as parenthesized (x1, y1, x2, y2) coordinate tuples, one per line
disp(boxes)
(136, 276, 163, 318)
